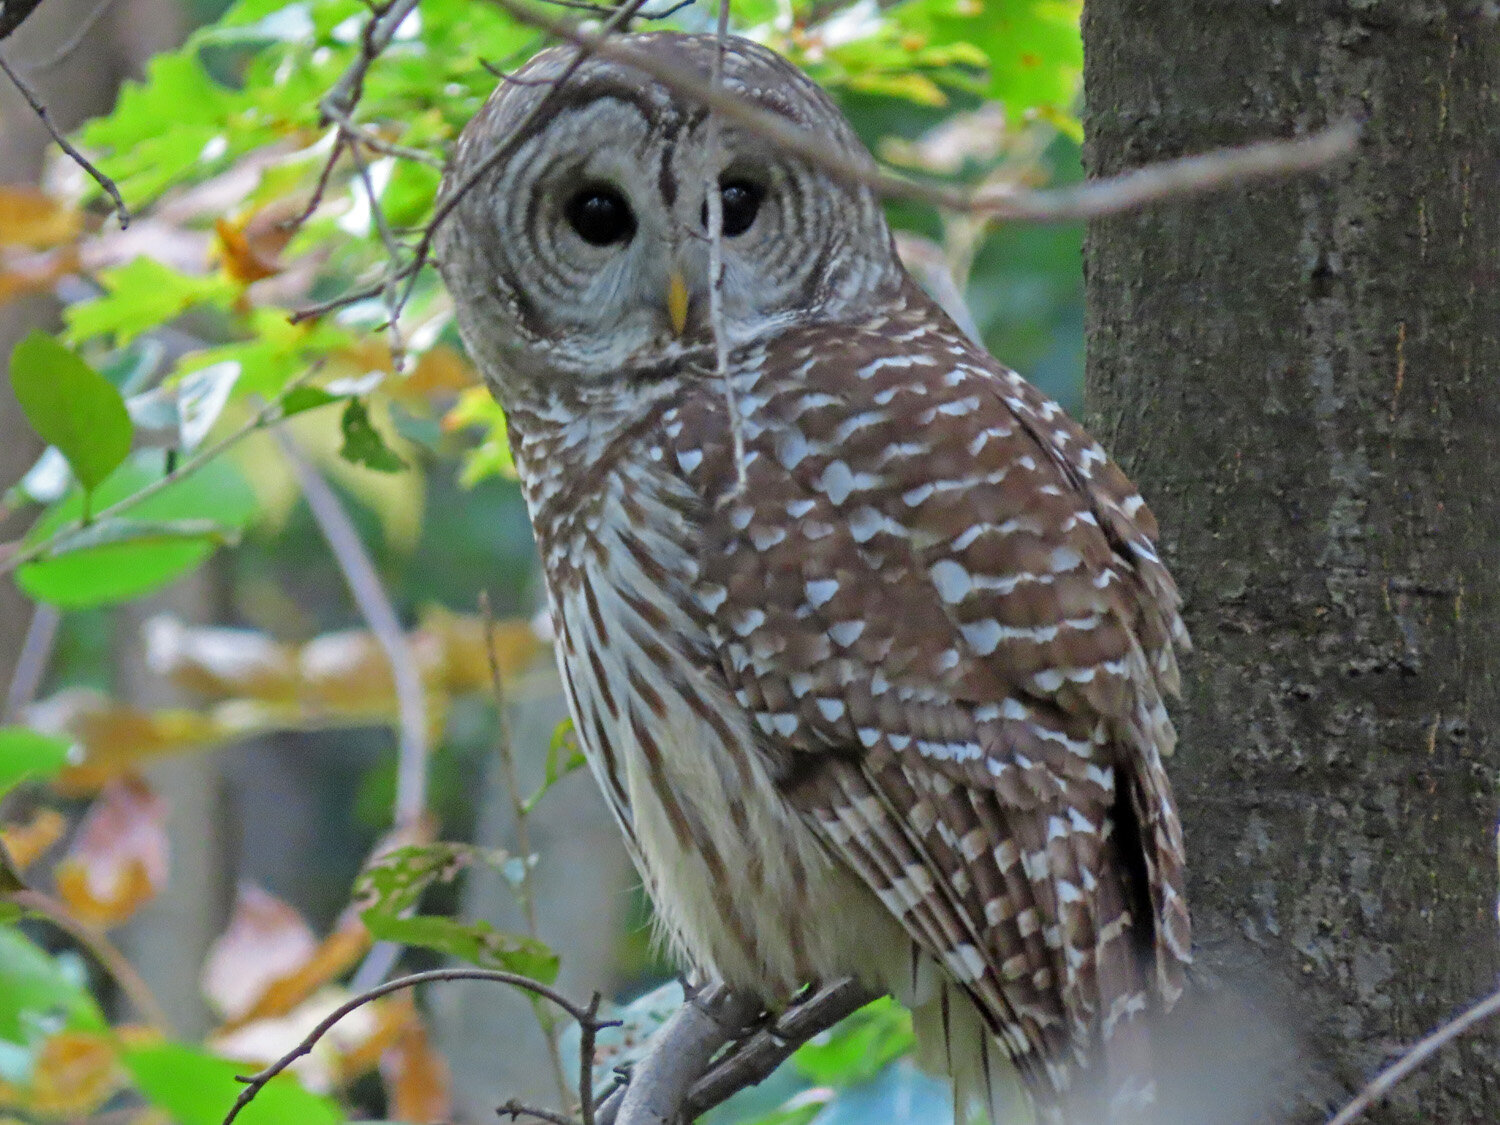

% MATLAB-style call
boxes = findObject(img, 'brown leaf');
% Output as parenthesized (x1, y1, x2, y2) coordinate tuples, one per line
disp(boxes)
(26, 1031, 124, 1116)
(380, 1010, 452, 1123)
(54, 777, 168, 927)
(0, 245, 81, 308)
(230, 909, 371, 1029)
(0, 807, 67, 872)
(0, 187, 81, 249)
(203, 883, 319, 1023)
(393, 345, 479, 405)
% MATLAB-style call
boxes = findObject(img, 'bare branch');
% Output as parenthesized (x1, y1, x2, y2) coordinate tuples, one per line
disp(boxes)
(481, 588, 571, 1108)
(701, 0, 745, 491)
(223, 967, 608, 1125)
(501, 1101, 582, 1125)
(0, 51, 128, 228)
(593, 978, 877, 1125)
(4, 603, 59, 721)
(320, 0, 422, 123)
(597, 983, 763, 1125)
(681, 978, 876, 1117)
(485, 0, 1357, 225)
(1325, 987, 1500, 1125)
(9, 888, 172, 1033)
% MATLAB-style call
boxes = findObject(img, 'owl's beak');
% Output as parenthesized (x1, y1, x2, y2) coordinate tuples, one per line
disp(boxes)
(666, 271, 690, 337)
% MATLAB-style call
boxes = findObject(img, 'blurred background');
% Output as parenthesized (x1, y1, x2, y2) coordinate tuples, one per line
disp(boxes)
(0, 1, 1085, 1121)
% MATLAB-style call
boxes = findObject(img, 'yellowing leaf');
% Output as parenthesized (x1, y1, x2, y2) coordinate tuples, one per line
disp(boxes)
(54, 776, 168, 927)
(27, 1031, 124, 1116)
(0, 808, 67, 872)
(0, 188, 82, 249)
(144, 616, 298, 703)
(26, 689, 224, 796)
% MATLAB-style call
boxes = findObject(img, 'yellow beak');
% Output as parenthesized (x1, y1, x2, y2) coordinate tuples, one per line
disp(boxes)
(666, 271, 690, 337)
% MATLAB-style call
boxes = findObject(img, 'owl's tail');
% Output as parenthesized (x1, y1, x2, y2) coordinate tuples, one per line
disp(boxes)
(907, 973, 1161, 1125)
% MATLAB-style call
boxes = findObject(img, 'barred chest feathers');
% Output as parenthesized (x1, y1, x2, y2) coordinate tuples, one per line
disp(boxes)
(506, 383, 910, 1001)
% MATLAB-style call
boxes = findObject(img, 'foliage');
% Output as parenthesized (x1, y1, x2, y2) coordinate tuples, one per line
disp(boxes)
(0, 0, 1086, 1122)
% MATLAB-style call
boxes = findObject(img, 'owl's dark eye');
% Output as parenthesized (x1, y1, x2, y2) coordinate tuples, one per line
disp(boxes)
(702, 179, 765, 237)
(564, 186, 636, 246)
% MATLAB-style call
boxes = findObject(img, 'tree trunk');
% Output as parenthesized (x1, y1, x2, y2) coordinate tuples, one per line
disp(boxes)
(1081, 4, 1500, 1122)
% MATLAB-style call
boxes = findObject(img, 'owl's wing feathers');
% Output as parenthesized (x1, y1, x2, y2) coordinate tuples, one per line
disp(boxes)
(679, 291, 1190, 1097)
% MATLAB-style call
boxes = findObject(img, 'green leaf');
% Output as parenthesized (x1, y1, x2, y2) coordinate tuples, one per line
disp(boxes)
(124, 1042, 343, 1125)
(0, 727, 73, 800)
(63, 258, 238, 348)
(524, 719, 585, 814)
(0, 927, 107, 1048)
(18, 457, 258, 608)
(792, 996, 914, 1087)
(339, 398, 407, 473)
(364, 913, 559, 982)
(355, 843, 559, 982)
(281, 386, 342, 417)
(8, 332, 132, 494)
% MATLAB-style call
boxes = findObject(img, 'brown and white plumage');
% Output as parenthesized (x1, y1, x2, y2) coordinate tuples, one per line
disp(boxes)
(437, 32, 1190, 1123)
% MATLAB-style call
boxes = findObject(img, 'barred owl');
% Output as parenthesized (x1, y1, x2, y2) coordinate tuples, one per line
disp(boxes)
(436, 32, 1191, 1123)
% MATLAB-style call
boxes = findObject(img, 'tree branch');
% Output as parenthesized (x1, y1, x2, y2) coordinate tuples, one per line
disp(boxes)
(1325, 987, 1500, 1125)
(595, 978, 878, 1125)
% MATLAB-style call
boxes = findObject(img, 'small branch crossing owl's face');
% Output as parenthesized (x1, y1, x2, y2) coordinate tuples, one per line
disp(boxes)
(436, 33, 905, 392)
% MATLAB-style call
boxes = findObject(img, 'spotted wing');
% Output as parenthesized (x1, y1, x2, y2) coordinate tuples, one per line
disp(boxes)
(673, 287, 1191, 1098)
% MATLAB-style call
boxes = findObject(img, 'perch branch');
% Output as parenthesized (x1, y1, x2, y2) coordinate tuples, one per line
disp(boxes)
(1325, 987, 1500, 1125)
(595, 978, 878, 1125)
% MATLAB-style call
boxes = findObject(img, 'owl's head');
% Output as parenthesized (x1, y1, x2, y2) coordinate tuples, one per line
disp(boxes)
(435, 33, 903, 392)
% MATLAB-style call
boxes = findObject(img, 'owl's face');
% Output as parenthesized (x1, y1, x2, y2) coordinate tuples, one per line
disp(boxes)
(437, 33, 903, 391)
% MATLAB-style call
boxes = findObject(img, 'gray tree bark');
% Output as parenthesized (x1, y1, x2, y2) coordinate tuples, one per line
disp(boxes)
(1081, 3, 1500, 1122)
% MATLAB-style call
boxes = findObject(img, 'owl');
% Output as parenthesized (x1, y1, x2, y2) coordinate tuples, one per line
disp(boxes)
(436, 32, 1191, 1124)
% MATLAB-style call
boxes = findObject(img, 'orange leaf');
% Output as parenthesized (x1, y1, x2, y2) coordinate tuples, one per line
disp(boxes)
(391, 345, 479, 405)
(27, 1031, 124, 1116)
(214, 210, 294, 284)
(145, 616, 298, 703)
(203, 883, 319, 1023)
(0, 187, 81, 249)
(0, 807, 67, 872)
(380, 1012, 452, 1123)
(419, 608, 547, 695)
(53, 776, 168, 927)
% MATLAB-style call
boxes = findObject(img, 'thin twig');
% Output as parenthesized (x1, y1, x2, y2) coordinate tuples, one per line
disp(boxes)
(386, 0, 650, 318)
(701, 0, 745, 492)
(1325, 988, 1500, 1125)
(341, 131, 408, 362)
(0, 51, 128, 228)
(27, 0, 119, 71)
(322, 103, 443, 165)
(480, 588, 571, 1108)
(485, 0, 1358, 224)
(0, 367, 323, 577)
(579, 992, 603, 1125)
(320, 0, 422, 123)
(499, 1101, 582, 1125)
(223, 967, 607, 1125)
(9, 888, 172, 1033)
(4, 603, 59, 721)
(275, 430, 428, 992)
